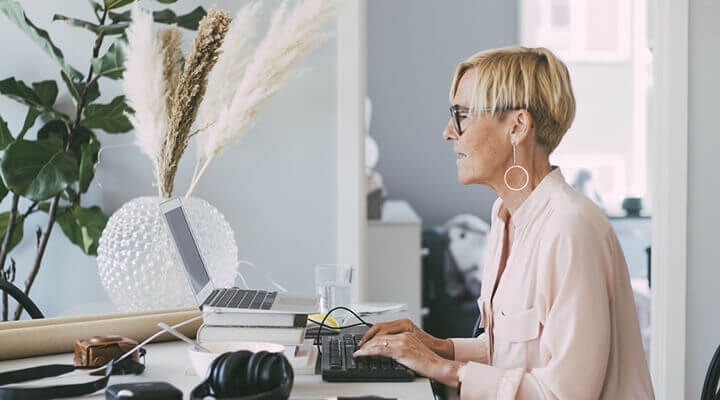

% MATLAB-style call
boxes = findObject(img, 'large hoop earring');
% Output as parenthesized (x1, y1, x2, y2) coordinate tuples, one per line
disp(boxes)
(504, 143, 529, 191)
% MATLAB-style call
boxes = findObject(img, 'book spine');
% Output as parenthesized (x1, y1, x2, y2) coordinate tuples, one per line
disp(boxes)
(202, 312, 308, 328)
(196, 325, 307, 346)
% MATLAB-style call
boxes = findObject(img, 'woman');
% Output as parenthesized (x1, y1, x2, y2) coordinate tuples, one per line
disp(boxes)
(353, 46, 654, 399)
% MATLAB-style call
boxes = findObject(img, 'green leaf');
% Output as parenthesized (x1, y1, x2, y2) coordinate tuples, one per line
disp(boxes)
(61, 186, 78, 202)
(63, 76, 101, 105)
(20, 81, 59, 133)
(0, 78, 70, 123)
(37, 120, 95, 164)
(175, 6, 206, 30)
(81, 95, 132, 133)
(18, 108, 41, 139)
(55, 205, 108, 255)
(78, 137, 100, 193)
(0, 117, 10, 203)
(53, 14, 129, 36)
(0, 116, 15, 149)
(154, 6, 206, 30)
(95, 22, 129, 36)
(110, 6, 205, 30)
(91, 40, 126, 80)
(85, 80, 101, 104)
(52, 14, 100, 33)
(156, 0, 177, 4)
(0, 138, 79, 201)
(32, 80, 59, 106)
(104, 0, 134, 10)
(108, 10, 131, 23)
(0, 0, 82, 82)
(0, 211, 24, 254)
(88, 0, 103, 13)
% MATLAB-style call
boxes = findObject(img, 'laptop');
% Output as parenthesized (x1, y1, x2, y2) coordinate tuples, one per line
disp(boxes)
(159, 197, 319, 318)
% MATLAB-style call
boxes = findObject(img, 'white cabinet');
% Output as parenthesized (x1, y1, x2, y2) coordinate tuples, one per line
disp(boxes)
(366, 200, 423, 324)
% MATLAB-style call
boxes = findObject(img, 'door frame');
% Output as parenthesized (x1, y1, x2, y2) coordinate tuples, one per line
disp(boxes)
(648, 0, 688, 398)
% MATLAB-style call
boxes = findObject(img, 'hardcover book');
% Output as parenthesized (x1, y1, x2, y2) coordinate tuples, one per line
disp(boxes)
(196, 324, 307, 346)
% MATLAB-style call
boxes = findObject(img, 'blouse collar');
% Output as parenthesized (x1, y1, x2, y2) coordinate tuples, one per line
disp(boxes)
(497, 167, 565, 231)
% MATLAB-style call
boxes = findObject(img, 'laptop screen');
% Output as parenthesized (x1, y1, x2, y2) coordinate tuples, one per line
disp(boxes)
(163, 206, 211, 294)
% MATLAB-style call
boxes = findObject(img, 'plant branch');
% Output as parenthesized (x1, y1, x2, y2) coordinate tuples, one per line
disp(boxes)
(13, 194, 60, 320)
(0, 193, 20, 271)
(11, 6, 112, 320)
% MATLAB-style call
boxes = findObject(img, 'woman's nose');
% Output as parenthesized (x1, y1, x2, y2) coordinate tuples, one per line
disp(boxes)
(443, 120, 457, 141)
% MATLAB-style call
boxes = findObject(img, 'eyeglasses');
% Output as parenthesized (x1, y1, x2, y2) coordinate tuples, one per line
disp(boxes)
(448, 105, 523, 136)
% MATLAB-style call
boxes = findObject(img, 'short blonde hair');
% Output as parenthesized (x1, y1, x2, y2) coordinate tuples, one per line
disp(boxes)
(449, 46, 576, 153)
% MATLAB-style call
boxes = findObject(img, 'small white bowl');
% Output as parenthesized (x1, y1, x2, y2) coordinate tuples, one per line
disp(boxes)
(187, 341, 285, 378)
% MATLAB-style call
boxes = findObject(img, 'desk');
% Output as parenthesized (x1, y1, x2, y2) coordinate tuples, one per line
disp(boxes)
(0, 341, 435, 399)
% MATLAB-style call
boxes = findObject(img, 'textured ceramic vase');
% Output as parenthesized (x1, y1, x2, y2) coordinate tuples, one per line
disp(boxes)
(96, 196, 238, 311)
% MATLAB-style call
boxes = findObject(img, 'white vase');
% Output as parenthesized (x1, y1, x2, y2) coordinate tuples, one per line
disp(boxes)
(96, 196, 238, 312)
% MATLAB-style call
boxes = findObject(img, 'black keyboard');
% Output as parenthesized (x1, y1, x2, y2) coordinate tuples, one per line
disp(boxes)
(321, 333, 415, 382)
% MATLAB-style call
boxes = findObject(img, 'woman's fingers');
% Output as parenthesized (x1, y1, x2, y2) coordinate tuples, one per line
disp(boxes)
(358, 318, 414, 346)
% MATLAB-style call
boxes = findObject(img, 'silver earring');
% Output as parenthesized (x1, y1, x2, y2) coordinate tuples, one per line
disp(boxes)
(504, 143, 529, 191)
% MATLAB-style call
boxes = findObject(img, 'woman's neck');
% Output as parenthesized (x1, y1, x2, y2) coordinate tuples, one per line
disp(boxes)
(496, 154, 553, 215)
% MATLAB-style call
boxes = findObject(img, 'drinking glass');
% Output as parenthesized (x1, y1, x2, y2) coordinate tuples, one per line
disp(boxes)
(315, 264, 353, 316)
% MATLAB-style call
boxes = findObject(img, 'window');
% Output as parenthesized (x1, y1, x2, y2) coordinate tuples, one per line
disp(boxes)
(520, 0, 631, 62)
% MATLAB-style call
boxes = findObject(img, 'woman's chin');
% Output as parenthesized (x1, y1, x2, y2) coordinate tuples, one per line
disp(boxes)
(457, 173, 474, 185)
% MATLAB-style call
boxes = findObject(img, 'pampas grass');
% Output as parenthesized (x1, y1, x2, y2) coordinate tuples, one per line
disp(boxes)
(122, 1, 342, 198)
(158, 26, 183, 117)
(185, 0, 342, 197)
(157, 8, 231, 198)
(123, 4, 168, 191)
(195, 2, 262, 153)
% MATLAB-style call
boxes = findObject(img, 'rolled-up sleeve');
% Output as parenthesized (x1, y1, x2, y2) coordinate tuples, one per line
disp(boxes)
(451, 332, 490, 364)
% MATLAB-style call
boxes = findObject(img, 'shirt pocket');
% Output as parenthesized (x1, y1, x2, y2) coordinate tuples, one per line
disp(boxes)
(493, 307, 541, 369)
(494, 307, 540, 341)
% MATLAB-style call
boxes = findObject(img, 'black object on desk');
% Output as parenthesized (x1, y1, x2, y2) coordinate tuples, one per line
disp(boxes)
(321, 333, 415, 382)
(106, 382, 182, 400)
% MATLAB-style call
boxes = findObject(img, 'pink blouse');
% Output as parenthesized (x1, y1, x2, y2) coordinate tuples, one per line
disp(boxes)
(450, 168, 654, 399)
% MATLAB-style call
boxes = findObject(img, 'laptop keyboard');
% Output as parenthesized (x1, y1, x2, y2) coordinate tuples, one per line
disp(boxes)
(321, 333, 415, 382)
(203, 289, 277, 309)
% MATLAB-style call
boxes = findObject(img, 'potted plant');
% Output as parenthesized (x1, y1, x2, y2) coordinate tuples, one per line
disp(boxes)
(0, 0, 206, 321)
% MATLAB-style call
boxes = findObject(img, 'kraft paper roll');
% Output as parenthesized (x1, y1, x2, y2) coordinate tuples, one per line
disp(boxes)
(0, 307, 201, 360)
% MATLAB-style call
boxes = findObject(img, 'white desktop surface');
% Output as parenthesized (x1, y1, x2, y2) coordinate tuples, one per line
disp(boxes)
(0, 340, 435, 399)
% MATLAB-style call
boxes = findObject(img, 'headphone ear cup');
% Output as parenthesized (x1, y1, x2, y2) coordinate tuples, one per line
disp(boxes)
(245, 351, 295, 397)
(257, 352, 293, 393)
(211, 350, 253, 397)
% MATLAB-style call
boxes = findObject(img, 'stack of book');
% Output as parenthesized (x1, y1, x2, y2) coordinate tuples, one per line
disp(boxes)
(197, 310, 308, 345)
(196, 309, 317, 374)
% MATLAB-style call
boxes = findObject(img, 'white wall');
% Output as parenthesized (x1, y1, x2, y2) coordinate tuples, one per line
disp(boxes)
(0, 0, 339, 317)
(686, 0, 720, 397)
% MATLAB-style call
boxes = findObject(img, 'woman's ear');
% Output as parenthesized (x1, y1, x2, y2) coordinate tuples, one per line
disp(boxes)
(509, 110, 533, 145)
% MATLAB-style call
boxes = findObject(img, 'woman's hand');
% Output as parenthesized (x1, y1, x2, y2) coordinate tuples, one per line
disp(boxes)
(353, 330, 463, 388)
(358, 318, 454, 359)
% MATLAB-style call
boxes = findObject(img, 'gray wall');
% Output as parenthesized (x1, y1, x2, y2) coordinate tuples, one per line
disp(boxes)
(367, 1, 637, 227)
(687, 0, 720, 397)
(367, 0, 518, 227)
(0, 0, 337, 317)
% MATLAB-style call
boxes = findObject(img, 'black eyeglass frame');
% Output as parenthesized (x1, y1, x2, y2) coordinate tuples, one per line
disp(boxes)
(448, 105, 524, 136)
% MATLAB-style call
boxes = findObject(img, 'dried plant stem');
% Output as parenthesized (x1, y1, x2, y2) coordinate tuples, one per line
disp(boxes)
(157, 9, 231, 198)
(158, 26, 183, 120)
(186, 157, 213, 198)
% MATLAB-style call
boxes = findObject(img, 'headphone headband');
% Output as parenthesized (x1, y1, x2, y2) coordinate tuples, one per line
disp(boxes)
(0, 361, 114, 400)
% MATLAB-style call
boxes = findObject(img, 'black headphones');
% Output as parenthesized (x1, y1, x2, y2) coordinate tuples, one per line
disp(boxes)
(191, 350, 293, 400)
